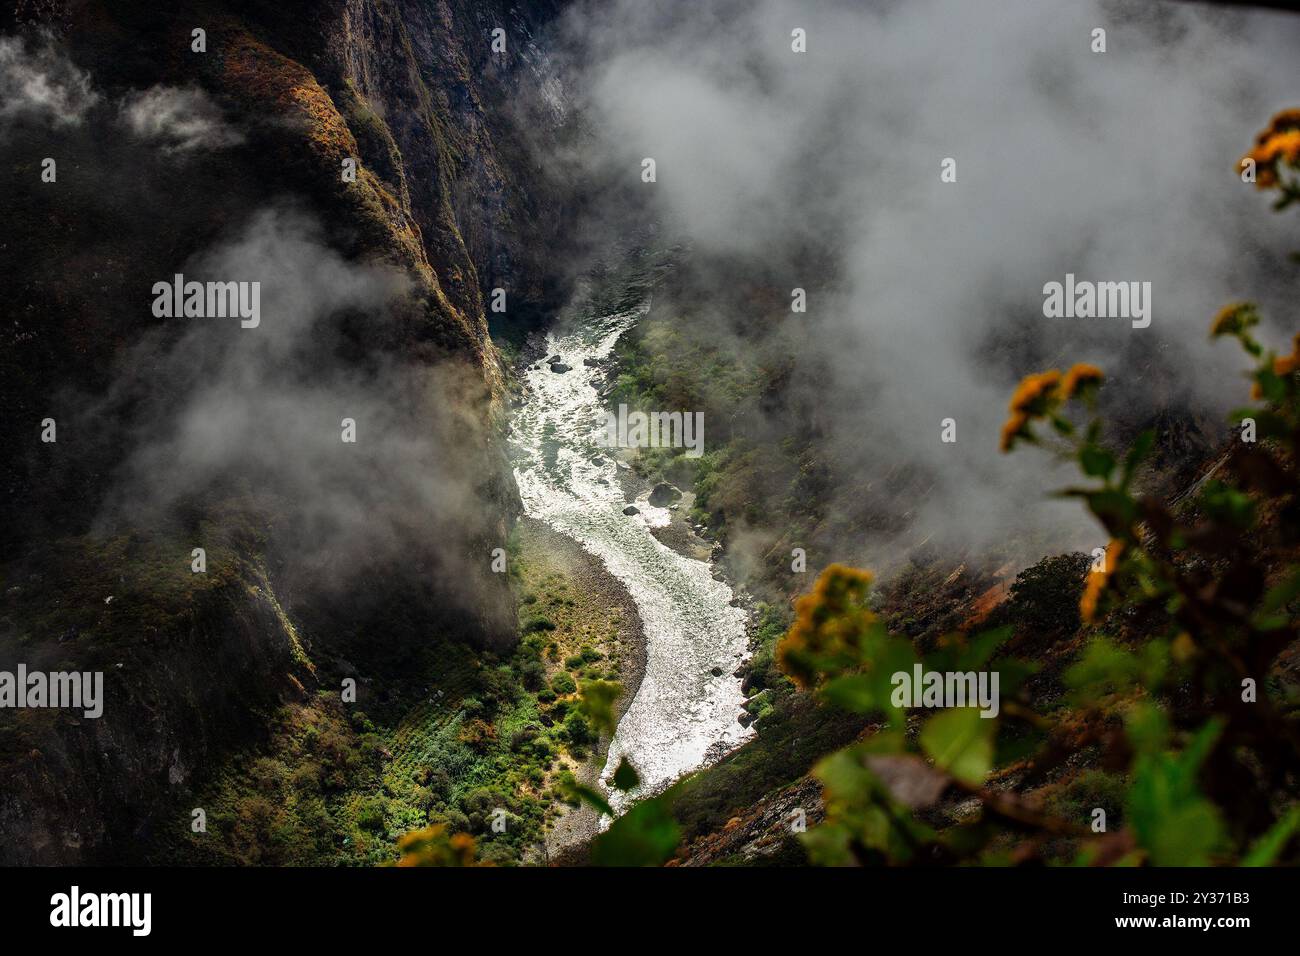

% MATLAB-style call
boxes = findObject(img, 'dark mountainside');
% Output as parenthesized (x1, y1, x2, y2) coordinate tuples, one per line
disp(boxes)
(0, 0, 569, 863)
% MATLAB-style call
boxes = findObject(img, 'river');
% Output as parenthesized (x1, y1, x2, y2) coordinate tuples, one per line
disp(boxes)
(510, 301, 754, 817)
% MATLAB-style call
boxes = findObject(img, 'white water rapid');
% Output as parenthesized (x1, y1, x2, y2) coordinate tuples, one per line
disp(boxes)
(510, 305, 754, 815)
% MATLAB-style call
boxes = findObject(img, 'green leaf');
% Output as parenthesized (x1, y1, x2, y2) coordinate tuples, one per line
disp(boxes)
(1080, 444, 1116, 479)
(1138, 639, 1170, 691)
(558, 777, 613, 817)
(1180, 718, 1224, 772)
(1064, 638, 1142, 704)
(814, 745, 883, 807)
(611, 757, 640, 792)
(798, 820, 858, 867)
(577, 680, 622, 737)
(820, 634, 917, 723)
(1139, 800, 1225, 866)
(919, 708, 995, 785)
(1243, 807, 1300, 866)
(819, 674, 878, 713)
(590, 797, 680, 867)
(1089, 489, 1138, 530)
(1125, 719, 1226, 866)
(1123, 702, 1170, 755)
(1255, 367, 1287, 404)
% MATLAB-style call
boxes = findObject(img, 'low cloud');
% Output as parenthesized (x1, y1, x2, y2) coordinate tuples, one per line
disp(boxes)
(555, 0, 1300, 565)
(83, 208, 502, 618)
(119, 85, 244, 153)
(0, 34, 98, 126)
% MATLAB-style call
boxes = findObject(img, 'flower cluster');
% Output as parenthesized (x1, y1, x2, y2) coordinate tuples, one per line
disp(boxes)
(393, 824, 479, 866)
(999, 364, 1104, 452)
(776, 563, 877, 688)
(1211, 302, 1299, 397)
(1242, 109, 1300, 190)
(1210, 302, 1260, 341)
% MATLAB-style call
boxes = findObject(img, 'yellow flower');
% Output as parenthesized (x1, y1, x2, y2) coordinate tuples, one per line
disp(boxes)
(998, 369, 1060, 452)
(1000, 369, 1063, 453)
(999, 410, 1029, 453)
(1275, 128, 1300, 163)
(777, 564, 876, 687)
(393, 824, 481, 866)
(1210, 302, 1257, 339)
(1060, 363, 1104, 399)
(1265, 108, 1300, 134)
(1272, 333, 1300, 378)
(1242, 109, 1300, 190)
(1255, 129, 1300, 165)
(1008, 369, 1062, 415)
(1079, 540, 1124, 624)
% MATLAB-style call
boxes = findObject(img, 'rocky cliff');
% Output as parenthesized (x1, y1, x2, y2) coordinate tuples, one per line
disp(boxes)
(0, 0, 568, 863)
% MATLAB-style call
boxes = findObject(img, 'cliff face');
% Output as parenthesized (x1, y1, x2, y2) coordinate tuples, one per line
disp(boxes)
(1, 532, 312, 864)
(0, 0, 568, 862)
(324, 0, 570, 327)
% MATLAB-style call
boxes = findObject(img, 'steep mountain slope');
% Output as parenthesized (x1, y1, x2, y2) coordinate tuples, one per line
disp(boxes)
(0, 0, 567, 863)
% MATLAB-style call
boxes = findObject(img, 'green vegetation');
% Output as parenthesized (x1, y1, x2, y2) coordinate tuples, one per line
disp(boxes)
(608, 300, 792, 500)
(562, 110, 1300, 867)
(162, 625, 558, 865)
(159, 519, 633, 865)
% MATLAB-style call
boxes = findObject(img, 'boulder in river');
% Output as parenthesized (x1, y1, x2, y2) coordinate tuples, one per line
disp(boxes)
(549, 362, 571, 373)
(622, 505, 639, 516)
(710, 666, 723, 677)
(648, 482, 682, 507)
(583, 357, 600, 367)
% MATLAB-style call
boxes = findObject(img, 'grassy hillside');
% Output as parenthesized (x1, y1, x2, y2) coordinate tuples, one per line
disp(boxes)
(155, 517, 643, 865)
